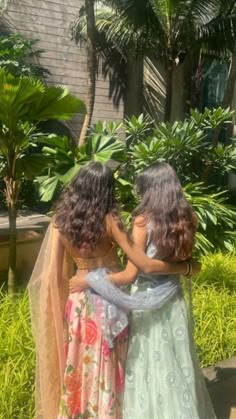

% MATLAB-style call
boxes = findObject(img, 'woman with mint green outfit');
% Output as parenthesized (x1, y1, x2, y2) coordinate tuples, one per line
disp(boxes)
(122, 243, 215, 418)
(119, 163, 216, 419)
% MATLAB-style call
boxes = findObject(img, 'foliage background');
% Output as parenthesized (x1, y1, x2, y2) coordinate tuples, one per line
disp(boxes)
(36, 109, 236, 255)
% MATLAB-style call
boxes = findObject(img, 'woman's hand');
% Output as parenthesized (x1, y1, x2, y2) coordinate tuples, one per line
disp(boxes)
(69, 272, 88, 294)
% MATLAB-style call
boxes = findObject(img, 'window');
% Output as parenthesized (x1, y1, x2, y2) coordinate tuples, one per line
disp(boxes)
(201, 57, 228, 109)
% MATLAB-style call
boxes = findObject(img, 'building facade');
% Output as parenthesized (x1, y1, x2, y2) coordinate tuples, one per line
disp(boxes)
(2, 0, 124, 137)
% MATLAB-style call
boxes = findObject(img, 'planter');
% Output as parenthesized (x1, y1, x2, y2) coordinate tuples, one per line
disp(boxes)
(0, 230, 45, 281)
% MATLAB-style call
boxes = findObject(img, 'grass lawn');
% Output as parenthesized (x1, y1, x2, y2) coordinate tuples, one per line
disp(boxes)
(1, 251, 236, 418)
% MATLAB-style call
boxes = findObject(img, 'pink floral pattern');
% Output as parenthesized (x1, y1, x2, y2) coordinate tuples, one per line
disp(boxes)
(79, 319, 98, 345)
(58, 291, 128, 418)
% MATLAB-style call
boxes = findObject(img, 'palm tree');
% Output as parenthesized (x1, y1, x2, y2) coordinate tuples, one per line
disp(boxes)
(74, 0, 236, 121)
(78, 0, 97, 146)
(0, 69, 85, 293)
(72, 4, 144, 118)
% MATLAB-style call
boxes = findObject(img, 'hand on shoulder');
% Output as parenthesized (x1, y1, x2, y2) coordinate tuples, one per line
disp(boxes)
(133, 215, 147, 228)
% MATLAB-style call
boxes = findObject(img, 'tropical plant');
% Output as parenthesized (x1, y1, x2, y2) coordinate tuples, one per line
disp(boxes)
(0, 33, 49, 79)
(0, 33, 61, 213)
(39, 108, 236, 254)
(124, 110, 236, 253)
(0, 69, 85, 293)
(128, 108, 236, 184)
(37, 120, 125, 202)
(72, 4, 128, 114)
(72, 3, 144, 118)
(185, 184, 236, 253)
(73, 0, 236, 121)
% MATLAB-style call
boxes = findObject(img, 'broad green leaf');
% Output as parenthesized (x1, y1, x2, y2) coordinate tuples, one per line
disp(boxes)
(90, 135, 125, 162)
(37, 175, 60, 202)
(28, 86, 86, 121)
(17, 154, 52, 179)
(60, 164, 82, 184)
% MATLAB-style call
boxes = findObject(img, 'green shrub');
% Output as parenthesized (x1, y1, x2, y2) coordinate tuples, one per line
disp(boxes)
(0, 33, 49, 79)
(191, 250, 236, 367)
(0, 291, 35, 419)
(39, 109, 236, 255)
(193, 284, 236, 368)
(194, 250, 236, 290)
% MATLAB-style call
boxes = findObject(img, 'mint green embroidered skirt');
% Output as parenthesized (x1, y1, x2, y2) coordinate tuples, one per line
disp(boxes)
(123, 283, 216, 419)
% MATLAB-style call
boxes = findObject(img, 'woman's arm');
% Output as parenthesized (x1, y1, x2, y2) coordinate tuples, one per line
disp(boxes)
(69, 215, 201, 293)
(108, 215, 201, 276)
(108, 216, 146, 285)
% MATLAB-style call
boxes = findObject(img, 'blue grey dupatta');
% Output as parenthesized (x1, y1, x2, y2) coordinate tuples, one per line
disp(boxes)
(86, 268, 180, 348)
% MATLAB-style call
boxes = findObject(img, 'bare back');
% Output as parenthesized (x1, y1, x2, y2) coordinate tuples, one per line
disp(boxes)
(58, 215, 120, 272)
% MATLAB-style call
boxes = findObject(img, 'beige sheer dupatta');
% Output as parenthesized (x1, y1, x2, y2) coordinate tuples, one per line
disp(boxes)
(28, 223, 74, 419)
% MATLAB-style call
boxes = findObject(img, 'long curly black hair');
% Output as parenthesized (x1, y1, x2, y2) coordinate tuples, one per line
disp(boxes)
(133, 162, 198, 261)
(55, 162, 121, 249)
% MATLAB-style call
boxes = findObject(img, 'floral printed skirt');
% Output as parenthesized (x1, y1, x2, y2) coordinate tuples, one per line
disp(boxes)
(58, 290, 128, 419)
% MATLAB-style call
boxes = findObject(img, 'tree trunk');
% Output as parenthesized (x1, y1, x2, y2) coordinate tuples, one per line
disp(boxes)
(164, 67, 173, 122)
(183, 54, 193, 117)
(8, 205, 17, 295)
(78, 0, 96, 146)
(124, 55, 144, 118)
(5, 177, 20, 295)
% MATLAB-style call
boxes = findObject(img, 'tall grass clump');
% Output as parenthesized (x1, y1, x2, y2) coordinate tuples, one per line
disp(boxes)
(195, 251, 236, 290)
(193, 284, 236, 367)
(192, 250, 236, 368)
(0, 290, 35, 419)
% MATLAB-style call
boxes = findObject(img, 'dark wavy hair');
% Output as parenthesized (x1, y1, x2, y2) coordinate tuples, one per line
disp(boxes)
(133, 162, 198, 261)
(55, 162, 121, 249)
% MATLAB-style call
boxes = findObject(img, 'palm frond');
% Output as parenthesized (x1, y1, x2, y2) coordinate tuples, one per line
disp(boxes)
(144, 57, 165, 121)
(179, 0, 220, 26)
(0, 70, 85, 129)
(198, 14, 236, 55)
(72, 5, 127, 107)
(96, 1, 166, 53)
(0, 70, 44, 128)
(28, 86, 86, 122)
